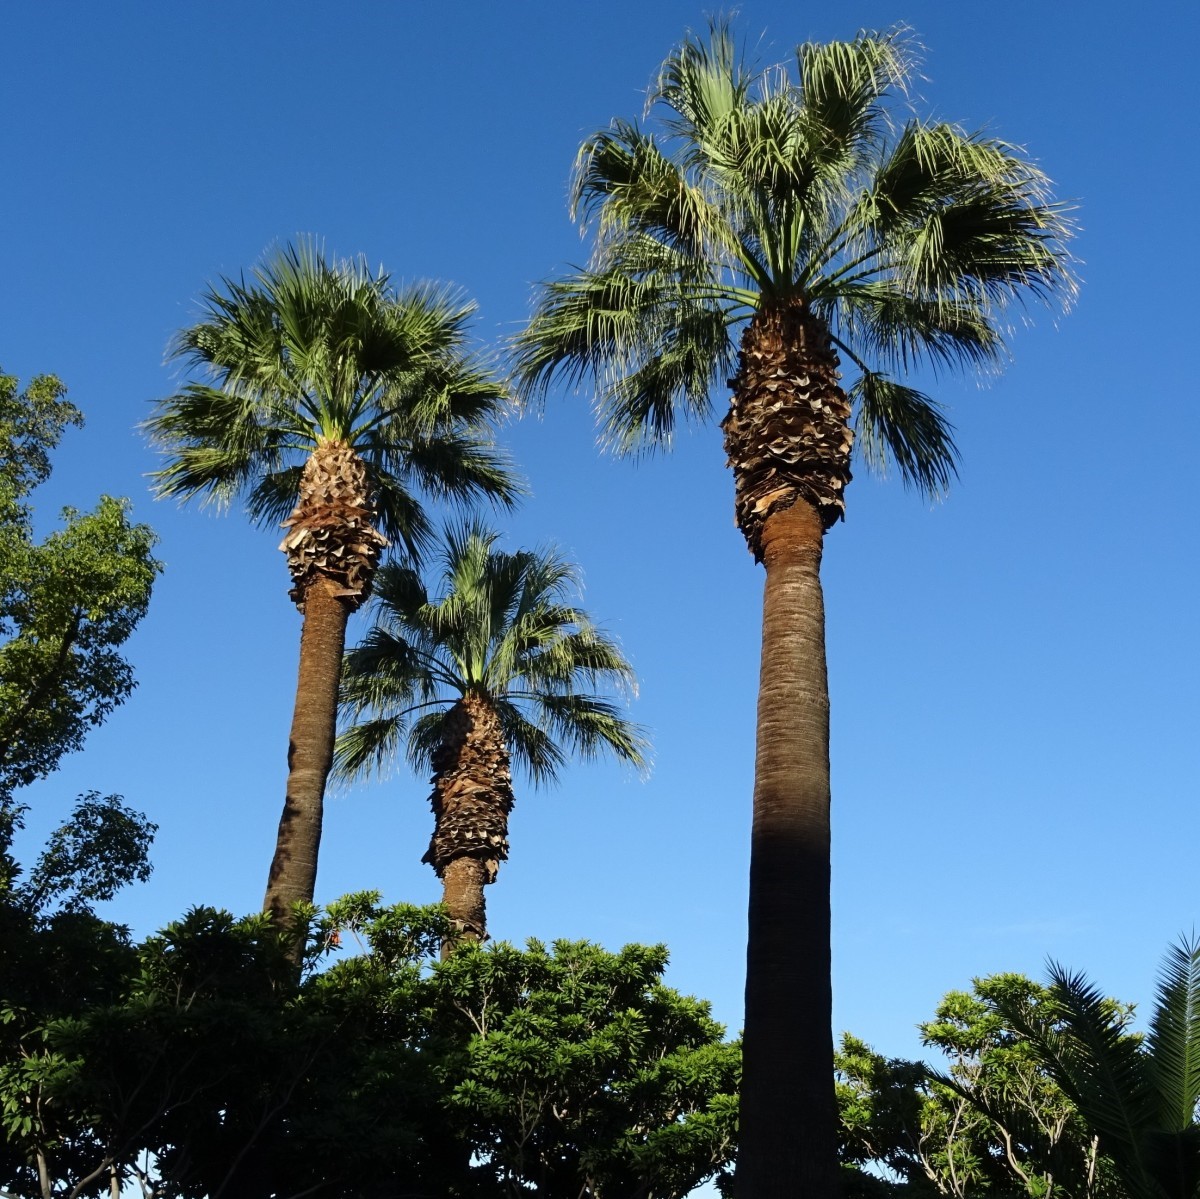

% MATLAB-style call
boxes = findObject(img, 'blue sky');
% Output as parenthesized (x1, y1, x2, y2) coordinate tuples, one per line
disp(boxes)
(3, 0, 1198, 1074)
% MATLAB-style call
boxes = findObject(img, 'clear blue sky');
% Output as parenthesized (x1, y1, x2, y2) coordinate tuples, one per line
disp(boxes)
(3, 0, 1198, 1072)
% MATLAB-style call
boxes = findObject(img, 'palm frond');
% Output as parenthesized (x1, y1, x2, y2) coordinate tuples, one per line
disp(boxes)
(796, 29, 912, 171)
(653, 17, 753, 153)
(995, 965, 1158, 1199)
(825, 284, 1002, 375)
(1147, 936, 1200, 1133)
(340, 524, 646, 789)
(848, 371, 958, 498)
(333, 715, 410, 783)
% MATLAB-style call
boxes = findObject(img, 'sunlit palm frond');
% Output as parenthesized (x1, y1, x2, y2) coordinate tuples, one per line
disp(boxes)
(796, 29, 911, 170)
(527, 692, 650, 773)
(826, 284, 1002, 376)
(653, 17, 753, 155)
(147, 238, 516, 541)
(573, 121, 731, 260)
(334, 715, 410, 782)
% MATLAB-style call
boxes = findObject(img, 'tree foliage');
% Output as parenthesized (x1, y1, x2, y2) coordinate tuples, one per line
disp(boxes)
(837, 975, 1127, 1199)
(0, 370, 160, 798)
(0, 887, 738, 1199)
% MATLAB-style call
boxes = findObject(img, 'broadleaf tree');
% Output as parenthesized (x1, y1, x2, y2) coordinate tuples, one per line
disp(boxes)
(514, 23, 1073, 1194)
(0, 370, 160, 799)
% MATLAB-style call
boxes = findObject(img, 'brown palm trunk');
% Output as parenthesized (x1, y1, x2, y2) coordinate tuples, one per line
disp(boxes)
(264, 440, 385, 931)
(263, 577, 350, 924)
(722, 304, 846, 1198)
(422, 691, 515, 953)
(736, 499, 837, 1199)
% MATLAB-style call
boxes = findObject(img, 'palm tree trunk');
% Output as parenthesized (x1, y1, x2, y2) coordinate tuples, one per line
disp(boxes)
(264, 577, 349, 925)
(422, 691, 515, 952)
(264, 440, 384, 933)
(736, 500, 837, 1199)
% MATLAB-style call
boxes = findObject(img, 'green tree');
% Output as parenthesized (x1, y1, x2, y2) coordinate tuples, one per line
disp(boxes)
(337, 524, 647, 947)
(835, 977, 1122, 1199)
(434, 932, 740, 1198)
(987, 940, 1200, 1199)
(0, 794, 154, 1199)
(2, 891, 738, 1199)
(0, 370, 159, 798)
(513, 24, 1073, 1193)
(145, 241, 519, 926)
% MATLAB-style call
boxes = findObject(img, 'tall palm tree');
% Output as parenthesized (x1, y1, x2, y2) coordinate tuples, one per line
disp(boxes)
(988, 939, 1200, 1199)
(336, 523, 647, 947)
(145, 241, 518, 928)
(513, 23, 1073, 1197)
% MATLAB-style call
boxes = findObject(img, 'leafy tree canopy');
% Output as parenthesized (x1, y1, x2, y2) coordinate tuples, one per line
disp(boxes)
(0, 370, 160, 797)
(1, 893, 739, 1199)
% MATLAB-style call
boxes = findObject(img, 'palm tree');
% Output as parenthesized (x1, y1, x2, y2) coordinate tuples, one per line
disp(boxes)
(145, 241, 518, 928)
(513, 23, 1073, 1197)
(988, 939, 1200, 1199)
(336, 523, 647, 948)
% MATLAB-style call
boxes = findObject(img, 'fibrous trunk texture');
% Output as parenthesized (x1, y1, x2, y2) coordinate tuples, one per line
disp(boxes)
(721, 303, 852, 560)
(725, 305, 844, 1197)
(423, 691, 515, 950)
(278, 440, 387, 613)
(736, 499, 837, 1199)
(264, 442, 386, 934)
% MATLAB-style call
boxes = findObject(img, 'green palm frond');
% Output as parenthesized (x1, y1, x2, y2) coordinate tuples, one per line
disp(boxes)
(333, 715, 410, 782)
(796, 29, 911, 170)
(338, 523, 646, 790)
(826, 284, 1002, 374)
(653, 17, 752, 155)
(146, 237, 516, 549)
(1147, 936, 1200, 1133)
(996, 966, 1159, 1199)
(848, 371, 958, 498)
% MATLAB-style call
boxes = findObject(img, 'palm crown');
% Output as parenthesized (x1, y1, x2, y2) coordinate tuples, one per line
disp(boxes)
(337, 523, 647, 785)
(147, 240, 518, 560)
(515, 23, 1073, 507)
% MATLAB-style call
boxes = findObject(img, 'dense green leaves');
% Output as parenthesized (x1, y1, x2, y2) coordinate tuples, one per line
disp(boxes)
(0, 371, 160, 797)
(1, 891, 738, 1199)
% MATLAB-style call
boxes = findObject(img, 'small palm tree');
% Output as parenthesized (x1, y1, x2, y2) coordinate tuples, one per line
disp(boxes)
(513, 22, 1073, 1195)
(146, 241, 518, 927)
(990, 939, 1200, 1199)
(336, 523, 647, 947)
